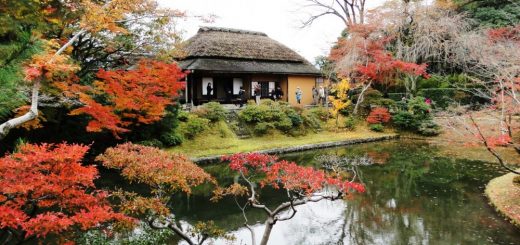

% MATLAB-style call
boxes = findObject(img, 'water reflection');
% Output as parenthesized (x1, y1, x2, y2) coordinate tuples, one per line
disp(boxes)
(172, 140, 519, 244)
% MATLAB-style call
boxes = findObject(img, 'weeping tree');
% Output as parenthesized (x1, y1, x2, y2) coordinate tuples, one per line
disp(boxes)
(442, 25, 520, 174)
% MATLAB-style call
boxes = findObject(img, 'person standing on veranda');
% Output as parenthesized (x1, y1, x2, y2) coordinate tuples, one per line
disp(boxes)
(254, 84, 261, 105)
(206, 82, 213, 100)
(238, 86, 246, 107)
(274, 86, 284, 101)
(312, 86, 319, 105)
(295, 87, 303, 104)
(318, 86, 326, 105)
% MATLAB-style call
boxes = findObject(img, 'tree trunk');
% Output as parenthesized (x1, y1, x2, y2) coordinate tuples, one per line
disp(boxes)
(0, 29, 85, 141)
(353, 82, 371, 115)
(259, 217, 275, 245)
(0, 81, 40, 140)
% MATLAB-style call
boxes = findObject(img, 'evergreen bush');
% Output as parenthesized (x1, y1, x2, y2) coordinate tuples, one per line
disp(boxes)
(193, 102, 227, 122)
(136, 139, 164, 148)
(160, 131, 184, 146)
(369, 123, 384, 132)
(344, 117, 357, 131)
(254, 122, 274, 135)
(238, 101, 322, 135)
(392, 111, 419, 130)
(179, 115, 210, 139)
(417, 121, 441, 136)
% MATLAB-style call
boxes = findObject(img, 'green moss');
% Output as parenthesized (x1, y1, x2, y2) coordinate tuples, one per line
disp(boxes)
(485, 170, 520, 228)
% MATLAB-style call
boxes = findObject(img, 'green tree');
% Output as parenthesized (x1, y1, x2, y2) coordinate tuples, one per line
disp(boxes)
(455, 0, 520, 27)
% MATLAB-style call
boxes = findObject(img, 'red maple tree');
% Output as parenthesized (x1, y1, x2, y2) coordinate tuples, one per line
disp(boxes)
(69, 59, 186, 136)
(366, 107, 391, 124)
(216, 153, 365, 245)
(0, 143, 132, 244)
(329, 23, 429, 114)
(356, 50, 429, 85)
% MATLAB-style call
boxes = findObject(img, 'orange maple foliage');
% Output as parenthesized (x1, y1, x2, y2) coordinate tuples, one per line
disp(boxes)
(97, 143, 214, 218)
(96, 143, 217, 243)
(69, 59, 186, 136)
(23, 39, 80, 85)
(0, 143, 132, 243)
(97, 143, 213, 194)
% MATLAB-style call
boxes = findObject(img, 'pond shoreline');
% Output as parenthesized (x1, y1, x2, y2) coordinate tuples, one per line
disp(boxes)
(192, 134, 399, 164)
(485, 170, 520, 229)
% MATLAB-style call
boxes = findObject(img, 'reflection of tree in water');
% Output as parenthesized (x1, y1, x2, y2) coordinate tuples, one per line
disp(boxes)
(164, 140, 517, 244)
(317, 141, 513, 245)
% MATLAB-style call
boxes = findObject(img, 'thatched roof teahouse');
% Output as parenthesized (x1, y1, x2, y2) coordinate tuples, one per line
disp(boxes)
(179, 27, 323, 106)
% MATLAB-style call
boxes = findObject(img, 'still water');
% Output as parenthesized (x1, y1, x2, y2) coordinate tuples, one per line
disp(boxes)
(171, 140, 520, 245)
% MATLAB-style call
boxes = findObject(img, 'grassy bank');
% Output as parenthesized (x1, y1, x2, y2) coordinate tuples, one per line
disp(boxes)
(485, 170, 520, 228)
(168, 121, 396, 158)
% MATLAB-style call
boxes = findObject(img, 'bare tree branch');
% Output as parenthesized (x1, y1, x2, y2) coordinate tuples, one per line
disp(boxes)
(300, 0, 366, 28)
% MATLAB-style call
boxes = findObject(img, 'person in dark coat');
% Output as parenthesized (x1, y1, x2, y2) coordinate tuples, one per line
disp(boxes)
(238, 86, 246, 107)
(206, 82, 213, 99)
(275, 86, 284, 101)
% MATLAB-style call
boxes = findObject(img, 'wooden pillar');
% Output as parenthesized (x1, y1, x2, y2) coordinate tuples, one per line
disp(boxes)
(185, 73, 189, 105)
(190, 71, 194, 107)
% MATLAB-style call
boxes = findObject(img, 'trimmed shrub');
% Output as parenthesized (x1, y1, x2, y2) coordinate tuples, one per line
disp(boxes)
(392, 96, 442, 136)
(417, 121, 441, 136)
(372, 98, 396, 108)
(254, 122, 274, 135)
(239, 105, 267, 123)
(193, 102, 227, 122)
(239, 102, 297, 134)
(417, 88, 478, 109)
(177, 110, 190, 122)
(136, 139, 164, 148)
(392, 111, 419, 130)
(344, 117, 357, 131)
(407, 96, 431, 120)
(160, 131, 184, 146)
(307, 107, 330, 121)
(179, 115, 210, 139)
(301, 111, 322, 132)
(369, 123, 384, 132)
(286, 109, 303, 127)
(239, 101, 324, 135)
(274, 117, 293, 132)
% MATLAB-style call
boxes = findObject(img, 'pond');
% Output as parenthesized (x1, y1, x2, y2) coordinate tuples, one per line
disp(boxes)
(169, 140, 520, 245)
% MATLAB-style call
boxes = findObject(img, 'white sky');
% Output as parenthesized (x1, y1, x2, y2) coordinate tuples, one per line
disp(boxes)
(159, 0, 388, 63)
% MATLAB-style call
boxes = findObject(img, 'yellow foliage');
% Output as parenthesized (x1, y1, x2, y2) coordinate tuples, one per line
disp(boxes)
(24, 39, 80, 84)
(80, 0, 157, 33)
(328, 78, 351, 118)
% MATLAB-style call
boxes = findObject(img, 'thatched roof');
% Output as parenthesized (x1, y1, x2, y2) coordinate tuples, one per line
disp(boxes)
(180, 27, 320, 75)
